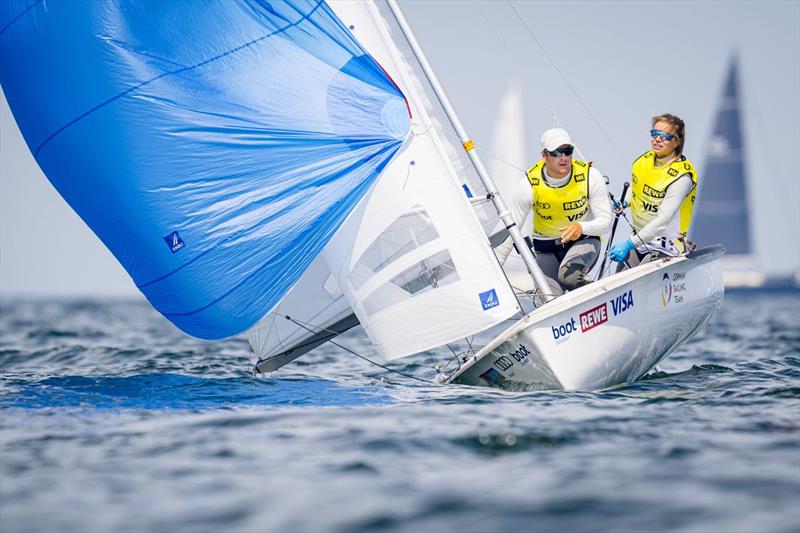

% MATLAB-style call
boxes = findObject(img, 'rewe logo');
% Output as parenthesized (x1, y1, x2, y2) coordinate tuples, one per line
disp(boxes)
(579, 303, 608, 332)
(552, 317, 577, 340)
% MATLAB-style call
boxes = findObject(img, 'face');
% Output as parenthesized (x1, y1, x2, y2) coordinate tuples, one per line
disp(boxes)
(542, 144, 573, 178)
(651, 120, 679, 157)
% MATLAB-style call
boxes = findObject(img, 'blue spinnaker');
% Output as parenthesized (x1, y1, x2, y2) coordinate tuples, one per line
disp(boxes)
(0, 0, 410, 339)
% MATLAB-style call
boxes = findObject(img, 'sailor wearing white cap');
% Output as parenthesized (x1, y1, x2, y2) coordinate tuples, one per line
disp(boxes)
(497, 128, 612, 296)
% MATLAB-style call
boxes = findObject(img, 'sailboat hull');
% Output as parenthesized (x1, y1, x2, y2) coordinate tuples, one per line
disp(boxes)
(445, 246, 725, 391)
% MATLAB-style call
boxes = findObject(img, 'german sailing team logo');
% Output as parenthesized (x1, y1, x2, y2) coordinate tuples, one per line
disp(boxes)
(661, 272, 673, 306)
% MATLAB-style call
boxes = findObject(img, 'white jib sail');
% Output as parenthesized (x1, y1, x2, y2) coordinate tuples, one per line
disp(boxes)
(321, 0, 519, 359)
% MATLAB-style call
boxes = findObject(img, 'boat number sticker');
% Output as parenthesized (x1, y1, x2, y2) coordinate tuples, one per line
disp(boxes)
(164, 231, 185, 253)
(479, 289, 499, 311)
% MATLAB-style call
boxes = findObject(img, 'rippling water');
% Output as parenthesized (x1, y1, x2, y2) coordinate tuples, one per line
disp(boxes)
(1, 291, 798, 532)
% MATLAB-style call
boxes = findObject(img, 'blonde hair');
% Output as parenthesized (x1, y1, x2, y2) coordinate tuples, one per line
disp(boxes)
(652, 113, 686, 155)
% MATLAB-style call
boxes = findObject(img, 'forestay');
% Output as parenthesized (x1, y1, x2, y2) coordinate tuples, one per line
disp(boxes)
(0, 0, 409, 339)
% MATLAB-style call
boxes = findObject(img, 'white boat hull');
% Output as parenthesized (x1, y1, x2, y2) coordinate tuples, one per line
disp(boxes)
(445, 246, 725, 390)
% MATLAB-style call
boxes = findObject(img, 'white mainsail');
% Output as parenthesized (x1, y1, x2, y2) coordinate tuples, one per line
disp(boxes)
(248, 0, 521, 366)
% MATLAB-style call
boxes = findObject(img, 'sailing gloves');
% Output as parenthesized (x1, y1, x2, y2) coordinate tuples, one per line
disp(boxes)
(609, 239, 635, 262)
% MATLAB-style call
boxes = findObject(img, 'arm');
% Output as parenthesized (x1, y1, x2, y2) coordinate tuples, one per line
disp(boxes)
(578, 166, 613, 237)
(495, 175, 534, 264)
(631, 175, 694, 246)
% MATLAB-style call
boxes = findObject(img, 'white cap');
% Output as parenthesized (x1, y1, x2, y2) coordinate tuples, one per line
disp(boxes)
(541, 128, 573, 151)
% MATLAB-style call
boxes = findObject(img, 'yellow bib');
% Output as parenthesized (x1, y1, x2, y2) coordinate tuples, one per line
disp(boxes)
(525, 160, 591, 238)
(630, 150, 698, 247)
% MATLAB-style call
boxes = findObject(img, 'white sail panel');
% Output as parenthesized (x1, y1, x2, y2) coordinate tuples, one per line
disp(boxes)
(247, 255, 356, 372)
(323, 0, 519, 359)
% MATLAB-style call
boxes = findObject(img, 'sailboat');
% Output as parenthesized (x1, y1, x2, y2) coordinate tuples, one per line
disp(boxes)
(691, 56, 799, 290)
(0, 0, 725, 391)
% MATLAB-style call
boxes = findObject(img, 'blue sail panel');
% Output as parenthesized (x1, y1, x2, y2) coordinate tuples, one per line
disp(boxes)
(0, 0, 410, 339)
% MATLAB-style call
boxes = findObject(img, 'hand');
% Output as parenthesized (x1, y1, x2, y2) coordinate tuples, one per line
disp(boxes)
(560, 222, 583, 243)
(609, 239, 635, 262)
(610, 198, 628, 214)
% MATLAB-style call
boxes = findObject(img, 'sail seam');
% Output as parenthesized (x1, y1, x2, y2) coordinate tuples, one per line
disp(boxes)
(0, 0, 42, 36)
(32, 0, 327, 157)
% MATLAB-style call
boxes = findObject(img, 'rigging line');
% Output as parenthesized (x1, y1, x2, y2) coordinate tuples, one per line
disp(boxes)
(474, 148, 526, 172)
(283, 316, 436, 385)
(505, 1, 627, 167)
(424, 121, 526, 173)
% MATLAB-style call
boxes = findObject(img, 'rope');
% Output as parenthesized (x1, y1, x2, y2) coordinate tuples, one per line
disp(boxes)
(505, 1, 627, 167)
(283, 316, 436, 385)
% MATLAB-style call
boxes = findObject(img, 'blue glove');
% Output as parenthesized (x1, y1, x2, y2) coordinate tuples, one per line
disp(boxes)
(609, 239, 635, 262)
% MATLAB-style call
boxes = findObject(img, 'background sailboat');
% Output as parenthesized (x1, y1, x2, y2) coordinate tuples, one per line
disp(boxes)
(691, 55, 799, 289)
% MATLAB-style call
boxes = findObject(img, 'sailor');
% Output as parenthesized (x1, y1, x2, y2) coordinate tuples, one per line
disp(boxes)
(497, 128, 612, 296)
(609, 113, 698, 267)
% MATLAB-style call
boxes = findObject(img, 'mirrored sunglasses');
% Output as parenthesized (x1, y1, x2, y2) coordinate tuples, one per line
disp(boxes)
(650, 129, 676, 141)
(546, 146, 574, 157)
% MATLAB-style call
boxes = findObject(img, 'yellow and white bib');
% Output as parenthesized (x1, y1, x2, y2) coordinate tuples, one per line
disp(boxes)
(630, 151, 697, 252)
(525, 160, 592, 238)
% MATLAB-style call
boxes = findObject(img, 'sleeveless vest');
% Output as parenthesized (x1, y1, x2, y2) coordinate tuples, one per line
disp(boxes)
(630, 150, 697, 250)
(525, 160, 592, 238)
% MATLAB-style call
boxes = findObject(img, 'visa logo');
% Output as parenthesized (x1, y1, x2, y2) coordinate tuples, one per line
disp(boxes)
(611, 290, 634, 315)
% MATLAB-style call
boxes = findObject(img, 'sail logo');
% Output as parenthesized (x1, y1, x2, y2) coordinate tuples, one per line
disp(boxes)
(479, 289, 499, 311)
(552, 317, 577, 341)
(164, 231, 185, 253)
(661, 273, 673, 305)
(579, 303, 608, 332)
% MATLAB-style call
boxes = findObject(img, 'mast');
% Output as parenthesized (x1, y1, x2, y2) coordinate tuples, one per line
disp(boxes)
(386, 0, 553, 302)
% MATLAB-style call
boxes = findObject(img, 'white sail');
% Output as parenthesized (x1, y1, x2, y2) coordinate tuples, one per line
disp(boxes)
(321, 0, 519, 359)
(248, 0, 520, 367)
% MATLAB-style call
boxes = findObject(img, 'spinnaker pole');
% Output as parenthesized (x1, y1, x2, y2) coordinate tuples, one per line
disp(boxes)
(386, 0, 554, 302)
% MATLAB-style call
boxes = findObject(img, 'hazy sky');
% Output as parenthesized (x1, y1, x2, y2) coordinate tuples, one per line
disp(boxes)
(1, 0, 798, 297)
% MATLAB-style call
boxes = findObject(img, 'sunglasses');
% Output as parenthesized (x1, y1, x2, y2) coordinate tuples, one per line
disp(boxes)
(545, 146, 574, 157)
(650, 129, 676, 141)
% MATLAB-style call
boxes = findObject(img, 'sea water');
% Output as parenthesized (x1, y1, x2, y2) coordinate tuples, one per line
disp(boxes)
(1, 291, 798, 532)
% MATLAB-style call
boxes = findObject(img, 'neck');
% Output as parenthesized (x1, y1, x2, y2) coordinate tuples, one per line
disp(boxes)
(654, 151, 677, 167)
